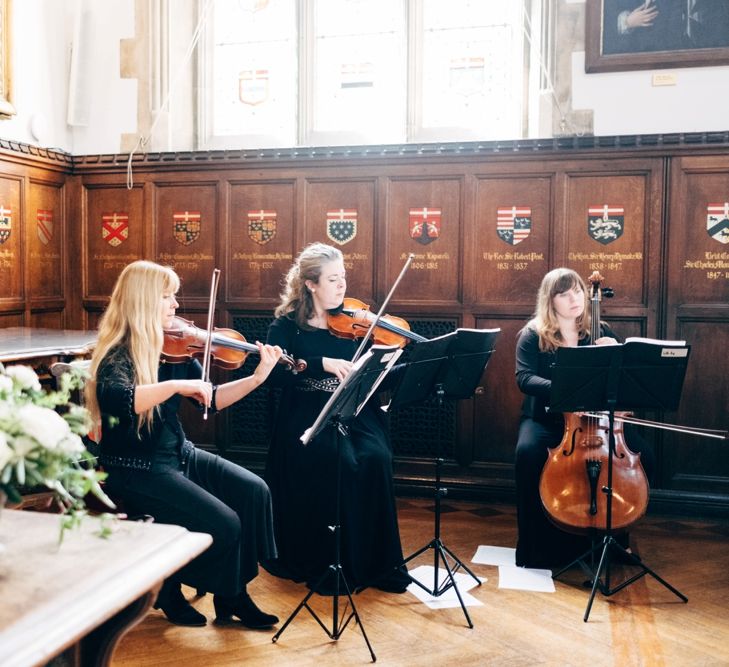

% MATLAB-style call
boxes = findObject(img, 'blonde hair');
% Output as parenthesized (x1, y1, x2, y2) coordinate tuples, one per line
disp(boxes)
(527, 267, 591, 352)
(275, 242, 343, 327)
(86, 260, 180, 433)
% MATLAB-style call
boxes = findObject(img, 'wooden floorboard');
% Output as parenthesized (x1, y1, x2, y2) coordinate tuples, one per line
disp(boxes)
(111, 499, 729, 666)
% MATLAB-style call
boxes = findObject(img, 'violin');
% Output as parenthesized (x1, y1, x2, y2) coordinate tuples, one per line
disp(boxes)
(538, 272, 650, 533)
(163, 315, 306, 373)
(327, 297, 427, 348)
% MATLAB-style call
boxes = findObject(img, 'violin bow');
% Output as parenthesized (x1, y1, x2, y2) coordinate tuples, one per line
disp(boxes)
(351, 253, 415, 364)
(201, 268, 221, 420)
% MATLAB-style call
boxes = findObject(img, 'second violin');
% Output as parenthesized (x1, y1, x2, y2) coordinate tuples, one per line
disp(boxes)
(327, 297, 427, 348)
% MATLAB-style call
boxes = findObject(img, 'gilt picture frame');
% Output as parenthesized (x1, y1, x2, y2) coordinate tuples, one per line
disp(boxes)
(585, 0, 729, 73)
(0, 0, 14, 117)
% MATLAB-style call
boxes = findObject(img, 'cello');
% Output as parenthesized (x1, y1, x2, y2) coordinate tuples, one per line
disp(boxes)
(538, 271, 650, 533)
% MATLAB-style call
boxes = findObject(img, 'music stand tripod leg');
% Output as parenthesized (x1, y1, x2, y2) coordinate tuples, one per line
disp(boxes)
(271, 421, 376, 663)
(402, 453, 480, 629)
(580, 412, 687, 622)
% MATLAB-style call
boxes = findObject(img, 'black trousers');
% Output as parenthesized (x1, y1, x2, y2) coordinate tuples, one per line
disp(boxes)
(104, 447, 277, 596)
(514, 417, 655, 568)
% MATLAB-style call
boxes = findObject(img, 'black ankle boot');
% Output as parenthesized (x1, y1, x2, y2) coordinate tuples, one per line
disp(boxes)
(213, 591, 278, 629)
(154, 580, 207, 627)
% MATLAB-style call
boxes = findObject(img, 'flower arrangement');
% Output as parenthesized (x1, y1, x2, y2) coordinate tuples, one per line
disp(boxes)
(0, 362, 113, 536)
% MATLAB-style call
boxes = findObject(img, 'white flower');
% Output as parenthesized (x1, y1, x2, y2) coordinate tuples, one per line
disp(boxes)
(0, 431, 11, 470)
(16, 404, 73, 451)
(0, 363, 110, 522)
(5, 365, 42, 392)
(0, 375, 12, 394)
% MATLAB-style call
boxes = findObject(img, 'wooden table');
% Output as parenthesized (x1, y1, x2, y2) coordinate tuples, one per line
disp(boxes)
(0, 509, 211, 667)
(0, 327, 96, 365)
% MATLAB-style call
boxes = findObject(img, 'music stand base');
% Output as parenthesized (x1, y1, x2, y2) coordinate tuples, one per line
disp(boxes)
(553, 535, 688, 622)
(272, 564, 376, 662)
(403, 538, 481, 629)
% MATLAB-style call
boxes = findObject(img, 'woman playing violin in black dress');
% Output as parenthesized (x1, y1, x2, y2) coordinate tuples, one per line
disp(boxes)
(86, 260, 283, 628)
(514, 268, 654, 568)
(264, 242, 410, 594)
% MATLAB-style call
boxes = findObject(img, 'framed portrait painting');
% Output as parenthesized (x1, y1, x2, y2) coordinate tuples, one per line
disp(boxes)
(586, 0, 729, 73)
(0, 0, 14, 117)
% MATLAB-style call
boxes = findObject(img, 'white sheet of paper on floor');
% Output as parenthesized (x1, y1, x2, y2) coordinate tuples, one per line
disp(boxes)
(406, 564, 486, 609)
(471, 545, 516, 566)
(498, 565, 555, 593)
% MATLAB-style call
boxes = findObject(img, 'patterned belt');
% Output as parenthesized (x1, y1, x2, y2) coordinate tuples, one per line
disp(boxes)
(297, 377, 340, 393)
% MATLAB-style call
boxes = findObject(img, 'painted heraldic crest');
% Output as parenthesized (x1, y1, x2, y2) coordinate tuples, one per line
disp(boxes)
(707, 203, 729, 244)
(102, 212, 129, 247)
(326, 209, 357, 245)
(588, 205, 624, 245)
(409, 207, 441, 245)
(247, 209, 277, 245)
(173, 211, 201, 246)
(37, 209, 53, 245)
(497, 206, 531, 245)
(0, 206, 11, 244)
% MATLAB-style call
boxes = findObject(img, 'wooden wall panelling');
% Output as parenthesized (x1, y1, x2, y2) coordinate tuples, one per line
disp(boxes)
(304, 179, 376, 302)
(385, 177, 462, 308)
(0, 173, 22, 314)
(469, 174, 553, 307)
(4, 137, 729, 516)
(561, 160, 663, 312)
(663, 156, 729, 499)
(84, 183, 146, 302)
(64, 175, 85, 329)
(152, 179, 219, 449)
(228, 180, 296, 303)
(27, 178, 65, 328)
(470, 315, 529, 484)
(153, 181, 218, 298)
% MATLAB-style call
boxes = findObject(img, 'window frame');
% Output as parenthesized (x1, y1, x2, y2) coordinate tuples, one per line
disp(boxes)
(196, 0, 534, 150)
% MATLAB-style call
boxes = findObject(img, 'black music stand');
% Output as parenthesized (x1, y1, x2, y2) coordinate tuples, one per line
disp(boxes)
(548, 338, 690, 622)
(388, 327, 500, 628)
(271, 343, 402, 662)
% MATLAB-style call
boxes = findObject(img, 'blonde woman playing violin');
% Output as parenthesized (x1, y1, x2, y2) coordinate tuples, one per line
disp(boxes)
(86, 260, 283, 629)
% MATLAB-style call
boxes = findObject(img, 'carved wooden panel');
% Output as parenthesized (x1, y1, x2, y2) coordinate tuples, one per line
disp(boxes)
(664, 157, 729, 496)
(85, 185, 144, 298)
(304, 179, 376, 302)
(555, 164, 662, 304)
(563, 171, 654, 305)
(30, 311, 64, 328)
(470, 177, 552, 305)
(155, 183, 217, 297)
(28, 181, 64, 300)
(385, 178, 461, 305)
(669, 159, 729, 305)
(663, 319, 729, 494)
(471, 317, 525, 466)
(228, 181, 295, 300)
(0, 175, 21, 299)
(0, 312, 23, 327)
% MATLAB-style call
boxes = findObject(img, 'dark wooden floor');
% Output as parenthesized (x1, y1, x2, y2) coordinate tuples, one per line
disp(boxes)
(112, 498, 729, 666)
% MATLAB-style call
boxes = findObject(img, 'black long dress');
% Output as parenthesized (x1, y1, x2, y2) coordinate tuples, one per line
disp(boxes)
(265, 315, 405, 591)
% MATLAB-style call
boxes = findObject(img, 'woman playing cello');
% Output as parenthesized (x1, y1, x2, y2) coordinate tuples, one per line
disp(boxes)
(514, 267, 655, 568)
(85, 260, 283, 628)
(263, 242, 410, 594)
